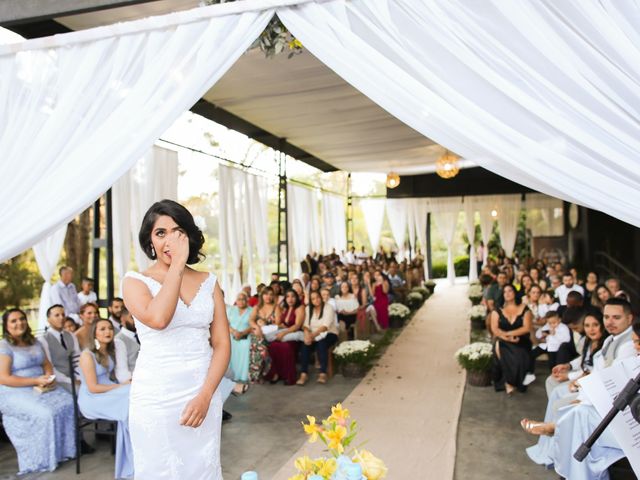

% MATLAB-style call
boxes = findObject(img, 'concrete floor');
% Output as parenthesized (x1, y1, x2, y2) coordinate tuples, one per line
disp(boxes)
(0, 375, 360, 480)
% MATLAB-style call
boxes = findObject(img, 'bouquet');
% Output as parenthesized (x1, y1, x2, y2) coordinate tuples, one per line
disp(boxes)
(333, 340, 374, 365)
(290, 403, 388, 480)
(468, 305, 487, 322)
(388, 303, 410, 320)
(454, 342, 493, 372)
(406, 291, 424, 310)
(468, 284, 483, 305)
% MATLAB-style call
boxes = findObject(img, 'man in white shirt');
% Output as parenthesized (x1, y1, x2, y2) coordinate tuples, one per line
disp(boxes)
(107, 297, 124, 332)
(49, 266, 81, 317)
(344, 246, 357, 266)
(555, 273, 585, 306)
(77, 277, 97, 306)
(114, 308, 140, 383)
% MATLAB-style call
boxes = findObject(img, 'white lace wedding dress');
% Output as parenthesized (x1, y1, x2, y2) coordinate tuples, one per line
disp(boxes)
(124, 271, 223, 480)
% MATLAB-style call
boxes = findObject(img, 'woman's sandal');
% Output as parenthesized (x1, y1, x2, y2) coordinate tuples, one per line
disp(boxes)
(317, 373, 327, 384)
(231, 383, 249, 396)
(520, 418, 554, 436)
(296, 373, 308, 386)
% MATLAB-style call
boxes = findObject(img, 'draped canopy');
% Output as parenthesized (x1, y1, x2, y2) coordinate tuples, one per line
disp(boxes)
(2, 0, 640, 263)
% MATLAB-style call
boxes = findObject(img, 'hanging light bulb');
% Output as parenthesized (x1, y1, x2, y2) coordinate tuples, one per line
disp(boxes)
(491, 209, 498, 218)
(386, 172, 401, 189)
(436, 151, 460, 179)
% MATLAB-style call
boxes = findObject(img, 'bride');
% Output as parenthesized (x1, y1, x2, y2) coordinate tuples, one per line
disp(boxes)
(123, 199, 230, 479)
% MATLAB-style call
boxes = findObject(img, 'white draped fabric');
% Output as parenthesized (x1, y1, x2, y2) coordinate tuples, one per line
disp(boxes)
(429, 197, 461, 285)
(463, 197, 478, 282)
(412, 199, 429, 280)
(0, 4, 273, 262)
(496, 195, 522, 258)
(359, 198, 386, 254)
(32, 225, 67, 331)
(321, 193, 347, 255)
(385, 199, 409, 258)
(525, 193, 564, 237)
(287, 184, 320, 279)
(112, 172, 132, 282)
(473, 195, 499, 267)
(250, 174, 271, 285)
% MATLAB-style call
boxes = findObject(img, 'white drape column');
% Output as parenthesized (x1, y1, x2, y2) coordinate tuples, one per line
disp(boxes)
(474, 196, 499, 267)
(412, 199, 429, 280)
(33, 225, 67, 331)
(359, 198, 386, 254)
(251, 174, 270, 284)
(496, 195, 522, 258)
(429, 197, 461, 285)
(386, 199, 409, 260)
(463, 197, 478, 282)
(321, 193, 347, 255)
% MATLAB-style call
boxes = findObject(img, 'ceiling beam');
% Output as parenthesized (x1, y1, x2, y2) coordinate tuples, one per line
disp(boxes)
(0, 0, 158, 26)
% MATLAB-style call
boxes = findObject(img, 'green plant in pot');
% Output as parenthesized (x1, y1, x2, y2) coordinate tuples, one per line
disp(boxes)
(406, 291, 424, 310)
(388, 303, 410, 329)
(454, 342, 493, 386)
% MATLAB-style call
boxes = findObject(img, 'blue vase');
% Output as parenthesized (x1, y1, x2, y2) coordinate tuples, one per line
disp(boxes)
(241, 472, 258, 480)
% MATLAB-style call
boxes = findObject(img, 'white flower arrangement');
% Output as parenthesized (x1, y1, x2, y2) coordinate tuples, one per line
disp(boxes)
(468, 305, 487, 321)
(468, 284, 483, 298)
(406, 291, 424, 309)
(388, 303, 411, 319)
(334, 340, 375, 365)
(454, 342, 493, 371)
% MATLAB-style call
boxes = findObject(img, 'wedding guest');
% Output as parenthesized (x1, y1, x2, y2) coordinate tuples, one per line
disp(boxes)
(114, 308, 140, 384)
(0, 308, 75, 474)
(490, 284, 533, 395)
(247, 287, 279, 383)
(39, 304, 81, 393)
(78, 318, 133, 479)
(537, 291, 559, 319)
(531, 311, 571, 370)
(107, 297, 124, 332)
(484, 271, 508, 313)
(320, 288, 339, 333)
(247, 284, 263, 308)
(64, 317, 79, 334)
(582, 271, 598, 303)
(227, 292, 252, 383)
(555, 273, 584, 306)
(74, 302, 100, 349)
(372, 270, 390, 330)
(322, 272, 340, 298)
(361, 271, 381, 333)
(335, 281, 359, 340)
(296, 291, 339, 385)
(605, 277, 621, 296)
(291, 279, 306, 305)
(266, 289, 305, 385)
(77, 277, 97, 306)
(309, 276, 321, 296)
(520, 274, 533, 295)
(525, 285, 543, 326)
(591, 284, 611, 311)
(529, 268, 541, 285)
(49, 266, 81, 318)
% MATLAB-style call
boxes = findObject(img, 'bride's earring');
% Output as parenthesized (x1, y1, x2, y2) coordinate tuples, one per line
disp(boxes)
(94, 339, 100, 350)
(151, 245, 156, 259)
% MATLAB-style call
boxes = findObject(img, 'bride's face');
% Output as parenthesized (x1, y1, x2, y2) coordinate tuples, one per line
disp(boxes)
(151, 215, 186, 266)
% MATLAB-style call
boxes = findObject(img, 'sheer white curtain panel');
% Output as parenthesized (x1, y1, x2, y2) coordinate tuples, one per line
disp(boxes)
(525, 193, 564, 237)
(359, 198, 386, 254)
(33, 225, 68, 331)
(413, 199, 429, 280)
(287, 184, 318, 279)
(112, 172, 132, 284)
(463, 197, 478, 282)
(0, 5, 273, 262)
(385, 199, 409, 259)
(496, 195, 522, 258)
(473, 195, 499, 267)
(279, 0, 640, 228)
(429, 197, 461, 285)
(321, 193, 347, 255)
(251, 174, 271, 284)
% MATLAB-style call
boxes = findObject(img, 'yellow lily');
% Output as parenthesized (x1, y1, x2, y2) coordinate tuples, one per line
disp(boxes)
(302, 415, 322, 443)
(294, 455, 314, 474)
(316, 458, 337, 477)
(328, 403, 350, 424)
(324, 425, 347, 453)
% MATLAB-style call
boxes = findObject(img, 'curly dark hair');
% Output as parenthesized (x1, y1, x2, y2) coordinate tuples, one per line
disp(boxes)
(138, 199, 205, 264)
(2, 308, 35, 346)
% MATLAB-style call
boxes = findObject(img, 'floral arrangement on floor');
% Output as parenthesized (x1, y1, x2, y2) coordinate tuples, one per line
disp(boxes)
(406, 291, 424, 310)
(410, 286, 429, 300)
(468, 284, 483, 305)
(468, 305, 487, 322)
(388, 303, 410, 320)
(333, 340, 374, 365)
(424, 280, 436, 293)
(454, 342, 493, 372)
(290, 404, 388, 480)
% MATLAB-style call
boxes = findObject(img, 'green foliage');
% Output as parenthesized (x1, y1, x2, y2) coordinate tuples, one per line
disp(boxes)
(454, 255, 470, 277)
(0, 251, 43, 311)
(406, 292, 424, 310)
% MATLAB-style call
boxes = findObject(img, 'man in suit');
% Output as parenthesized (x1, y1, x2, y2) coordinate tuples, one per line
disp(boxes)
(114, 308, 140, 384)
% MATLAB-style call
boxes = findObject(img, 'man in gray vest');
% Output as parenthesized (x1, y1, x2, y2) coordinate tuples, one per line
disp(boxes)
(38, 304, 81, 393)
(114, 308, 140, 384)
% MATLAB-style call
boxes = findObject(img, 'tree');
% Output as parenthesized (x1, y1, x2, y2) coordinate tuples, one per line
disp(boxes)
(0, 251, 43, 310)
(63, 208, 92, 283)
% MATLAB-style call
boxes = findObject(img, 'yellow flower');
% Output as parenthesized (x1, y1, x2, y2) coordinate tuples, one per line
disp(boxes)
(324, 425, 347, 453)
(353, 450, 388, 480)
(294, 455, 314, 473)
(302, 415, 322, 443)
(288, 475, 305, 480)
(328, 403, 350, 424)
(315, 457, 337, 477)
(288, 38, 303, 49)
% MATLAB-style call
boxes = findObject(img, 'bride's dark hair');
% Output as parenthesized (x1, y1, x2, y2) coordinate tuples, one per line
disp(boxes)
(139, 199, 205, 265)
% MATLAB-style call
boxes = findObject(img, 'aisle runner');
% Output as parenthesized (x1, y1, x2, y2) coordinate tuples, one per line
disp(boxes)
(272, 283, 470, 480)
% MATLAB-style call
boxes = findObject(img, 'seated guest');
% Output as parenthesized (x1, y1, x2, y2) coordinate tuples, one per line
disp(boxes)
(555, 273, 585, 307)
(360, 271, 381, 333)
(64, 316, 79, 334)
(296, 291, 339, 386)
(226, 292, 252, 383)
(50, 266, 81, 318)
(531, 311, 572, 370)
(524, 285, 543, 326)
(605, 277, 622, 296)
(484, 271, 507, 331)
(39, 304, 81, 392)
(387, 262, 407, 302)
(490, 284, 533, 395)
(266, 289, 305, 385)
(247, 284, 263, 307)
(248, 287, 280, 383)
(335, 281, 359, 340)
(537, 291, 559, 319)
(0, 308, 75, 474)
(77, 277, 97, 306)
(78, 318, 133, 479)
(591, 284, 611, 312)
(107, 297, 124, 332)
(74, 302, 100, 349)
(291, 279, 306, 305)
(372, 270, 390, 330)
(322, 272, 340, 298)
(114, 308, 140, 384)
(583, 271, 598, 303)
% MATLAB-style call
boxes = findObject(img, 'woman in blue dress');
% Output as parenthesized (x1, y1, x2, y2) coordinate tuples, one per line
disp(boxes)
(0, 307, 75, 474)
(78, 318, 134, 479)
(226, 292, 252, 383)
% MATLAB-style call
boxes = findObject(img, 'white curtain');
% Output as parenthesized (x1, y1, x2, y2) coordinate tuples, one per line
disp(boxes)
(218, 166, 245, 297)
(473, 195, 499, 267)
(385, 198, 409, 258)
(525, 193, 564, 237)
(32, 225, 67, 331)
(112, 172, 132, 282)
(359, 198, 386, 254)
(429, 197, 461, 285)
(287, 184, 320, 279)
(463, 197, 478, 282)
(496, 195, 522, 258)
(412, 199, 429, 280)
(0, 4, 273, 263)
(321, 193, 347, 255)
(250, 174, 270, 285)
(279, 0, 640, 228)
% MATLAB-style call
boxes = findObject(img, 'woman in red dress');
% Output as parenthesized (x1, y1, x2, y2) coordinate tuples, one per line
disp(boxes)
(373, 270, 390, 329)
(265, 289, 305, 385)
